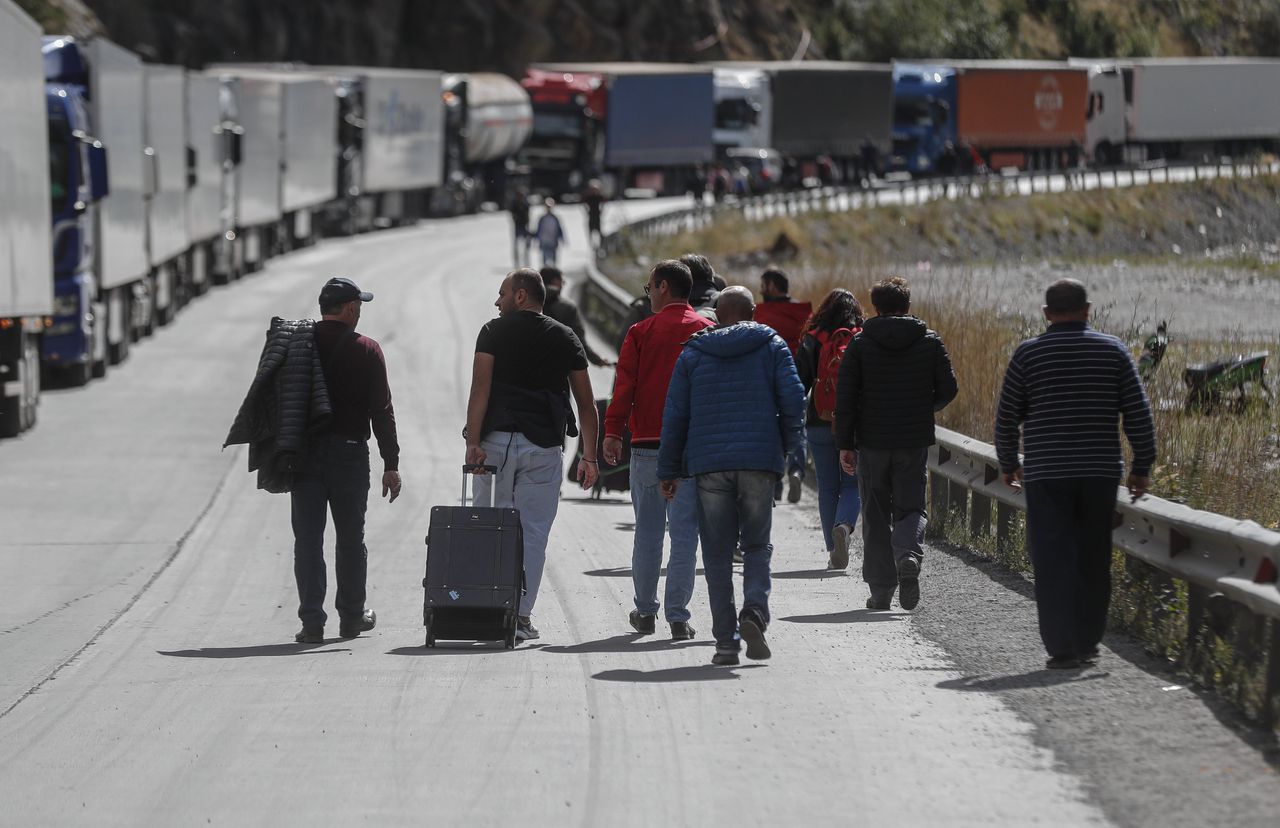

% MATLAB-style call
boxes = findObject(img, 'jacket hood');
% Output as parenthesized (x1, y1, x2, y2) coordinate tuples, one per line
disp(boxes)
(863, 315, 928, 350)
(686, 321, 776, 358)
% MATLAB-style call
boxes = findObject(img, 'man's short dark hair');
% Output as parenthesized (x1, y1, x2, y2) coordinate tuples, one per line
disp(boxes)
(678, 253, 714, 287)
(1044, 279, 1088, 314)
(540, 266, 563, 286)
(510, 267, 546, 305)
(870, 276, 911, 315)
(652, 260, 693, 299)
(761, 267, 789, 295)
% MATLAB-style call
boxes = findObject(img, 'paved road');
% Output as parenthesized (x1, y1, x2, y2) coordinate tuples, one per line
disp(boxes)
(1, 201, 1275, 826)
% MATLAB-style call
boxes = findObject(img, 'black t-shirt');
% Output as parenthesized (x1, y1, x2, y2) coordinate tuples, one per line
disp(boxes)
(476, 310, 587, 389)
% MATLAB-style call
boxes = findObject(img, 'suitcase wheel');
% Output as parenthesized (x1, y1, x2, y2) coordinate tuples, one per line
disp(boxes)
(503, 612, 517, 650)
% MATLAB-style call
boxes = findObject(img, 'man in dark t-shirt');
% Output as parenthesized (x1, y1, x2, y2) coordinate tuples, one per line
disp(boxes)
(293, 277, 401, 645)
(465, 268, 600, 641)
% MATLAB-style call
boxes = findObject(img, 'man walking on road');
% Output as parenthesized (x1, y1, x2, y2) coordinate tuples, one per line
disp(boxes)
(836, 276, 957, 612)
(659, 287, 805, 666)
(541, 266, 613, 368)
(293, 277, 401, 644)
(752, 267, 813, 504)
(535, 198, 566, 267)
(465, 268, 600, 641)
(605, 260, 712, 640)
(995, 279, 1156, 669)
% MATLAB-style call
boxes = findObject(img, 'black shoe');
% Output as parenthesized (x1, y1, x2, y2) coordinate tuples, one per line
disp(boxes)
(829, 523, 851, 570)
(629, 610, 656, 635)
(339, 609, 377, 639)
(711, 650, 740, 666)
(670, 621, 696, 640)
(1046, 655, 1086, 670)
(1079, 646, 1101, 663)
(787, 470, 803, 504)
(738, 609, 771, 661)
(897, 558, 921, 610)
(866, 586, 894, 611)
(295, 627, 323, 644)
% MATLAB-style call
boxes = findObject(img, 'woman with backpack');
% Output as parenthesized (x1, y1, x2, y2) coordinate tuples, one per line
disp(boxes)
(796, 289, 865, 569)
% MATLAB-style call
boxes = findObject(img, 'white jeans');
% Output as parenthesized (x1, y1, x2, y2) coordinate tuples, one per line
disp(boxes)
(473, 431, 563, 617)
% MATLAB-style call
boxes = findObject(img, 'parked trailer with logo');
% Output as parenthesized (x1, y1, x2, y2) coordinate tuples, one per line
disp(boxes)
(0, 0, 53, 436)
(1073, 58, 1280, 166)
(144, 65, 189, 326)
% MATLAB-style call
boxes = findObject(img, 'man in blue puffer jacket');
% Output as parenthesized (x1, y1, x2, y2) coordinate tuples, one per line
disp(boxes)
(658, 287, 806, 666)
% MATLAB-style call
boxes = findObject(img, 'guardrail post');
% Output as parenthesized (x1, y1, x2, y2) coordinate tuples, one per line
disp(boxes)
(1265, 618, 1280, 728)
(970, 491, 992, 539)
(948, 479, 967, 531)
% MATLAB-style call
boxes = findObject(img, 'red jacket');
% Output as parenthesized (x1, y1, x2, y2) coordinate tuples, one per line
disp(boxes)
(754, 297, 813, 356)
(605, 302, 713, 442)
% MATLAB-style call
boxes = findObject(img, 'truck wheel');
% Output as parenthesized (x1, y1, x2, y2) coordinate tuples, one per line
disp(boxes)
(0, 402, 18, 439)
(68, 360, 92, 388)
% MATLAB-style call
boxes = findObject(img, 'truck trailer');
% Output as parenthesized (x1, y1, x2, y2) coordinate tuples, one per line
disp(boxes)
(144, 65, 190, 326)
(523, 63, 714, 197)
(439, 72, 532, 214)
(0, 0, 53, 435)
(1073, 58, 1280, 166)
(892, 61, 1088, 174)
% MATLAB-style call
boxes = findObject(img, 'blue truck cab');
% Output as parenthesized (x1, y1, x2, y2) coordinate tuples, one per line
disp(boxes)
(41, 37, 110, 383)
(890, 64, 957, 176)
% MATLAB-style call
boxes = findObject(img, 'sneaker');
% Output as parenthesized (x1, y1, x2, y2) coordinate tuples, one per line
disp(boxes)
(294, 627, 323, 644)
(339, 608, 377, 639)
(1046, 655, 1085, 670)
(670, 621, 696, 640)
(830, 523, 851, 570)
(628, 610, 656, 635)
(738, 609, 771, 661)
(711, 649, 740, 666)
(897, 558, 921, 611)
(787, 469, 803, 503)
(516, 616, 540, 641)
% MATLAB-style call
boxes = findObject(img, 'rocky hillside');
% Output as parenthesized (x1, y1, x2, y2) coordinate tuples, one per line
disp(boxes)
(15, 0, 1280, 73)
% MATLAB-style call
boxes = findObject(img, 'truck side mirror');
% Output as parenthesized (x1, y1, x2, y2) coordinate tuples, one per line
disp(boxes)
(186, 145, 197, 188)
(87, 141, 110, 202)
(227, 130, 243, 166)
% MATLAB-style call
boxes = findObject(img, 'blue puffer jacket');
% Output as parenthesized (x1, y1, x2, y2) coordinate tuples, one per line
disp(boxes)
(658, 322, 805, 480)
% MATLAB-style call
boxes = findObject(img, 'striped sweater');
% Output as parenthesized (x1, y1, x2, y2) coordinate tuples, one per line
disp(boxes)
(995, 321, 1156, 482)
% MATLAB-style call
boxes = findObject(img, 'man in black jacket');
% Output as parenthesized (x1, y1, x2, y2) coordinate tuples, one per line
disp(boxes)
(540, 267, 613, 367)
(292, 277, 401, 644)
(835, 277, 957, 611)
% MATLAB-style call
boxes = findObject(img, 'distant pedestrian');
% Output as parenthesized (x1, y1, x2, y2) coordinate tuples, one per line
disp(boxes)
(680, 253, 720, 322)
(540, 266, 613, 367)
(836, 276, 957, 611)
(604, 260, 713, 640)
(797, 288, 864, 569)
(659, 287, 806, 666)
(510, 188, 531, 267)
(583, 180, 606, 248)
(535, 198, 566, 267)
(995, 279, 1155, 669)
(465, 268, 601, 641)
(753, 267, 813, 504)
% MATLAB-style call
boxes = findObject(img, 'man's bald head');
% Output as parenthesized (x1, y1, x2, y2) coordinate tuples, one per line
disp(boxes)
(717, 286, 755, 325)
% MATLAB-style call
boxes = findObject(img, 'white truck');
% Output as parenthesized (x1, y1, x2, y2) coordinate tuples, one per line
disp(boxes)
(0, 0, 53, 437)
(1076, 58, 1280, 165)
(184, 72, 230, 292)
(144, 65, 190, 326)
(712, 66, 772, 152)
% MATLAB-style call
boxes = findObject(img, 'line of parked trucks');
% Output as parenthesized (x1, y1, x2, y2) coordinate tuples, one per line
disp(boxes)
(6, 0, 1280, 437)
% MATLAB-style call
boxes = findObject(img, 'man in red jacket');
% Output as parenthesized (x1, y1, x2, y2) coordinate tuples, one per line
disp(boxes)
(603, 259, 713, 640)
(753, 267, 812, 503)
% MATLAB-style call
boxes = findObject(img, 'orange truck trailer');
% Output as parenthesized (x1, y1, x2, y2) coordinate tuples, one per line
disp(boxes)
(953, 61, 1088, 170)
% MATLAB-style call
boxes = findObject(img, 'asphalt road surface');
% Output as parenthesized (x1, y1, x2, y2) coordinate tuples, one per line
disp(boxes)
(1, 200, 1275, 826)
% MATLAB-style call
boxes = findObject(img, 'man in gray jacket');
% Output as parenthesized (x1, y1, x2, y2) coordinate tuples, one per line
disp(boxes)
(836, 277, 957, 611)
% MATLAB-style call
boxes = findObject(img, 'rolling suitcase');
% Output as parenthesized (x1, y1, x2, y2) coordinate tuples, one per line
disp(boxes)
(422, 465, 524, 649)
(569, 397, 631, 497)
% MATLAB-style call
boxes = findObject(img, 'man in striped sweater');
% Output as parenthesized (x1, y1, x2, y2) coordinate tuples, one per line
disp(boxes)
(995, 279, 1156, 669)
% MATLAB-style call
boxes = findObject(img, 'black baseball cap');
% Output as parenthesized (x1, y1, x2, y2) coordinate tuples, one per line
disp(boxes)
(319, 277, 373, 307)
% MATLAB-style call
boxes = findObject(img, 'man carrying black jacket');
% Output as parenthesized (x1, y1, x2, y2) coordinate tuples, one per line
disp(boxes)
(835, 276, 957, 611)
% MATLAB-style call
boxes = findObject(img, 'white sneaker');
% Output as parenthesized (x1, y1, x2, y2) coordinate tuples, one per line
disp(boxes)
(516, 616, 540, 640)
(830, 523, 851, 570)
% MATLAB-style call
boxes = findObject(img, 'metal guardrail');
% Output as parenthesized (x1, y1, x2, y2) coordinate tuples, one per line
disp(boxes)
(600, 159, 1280, 257)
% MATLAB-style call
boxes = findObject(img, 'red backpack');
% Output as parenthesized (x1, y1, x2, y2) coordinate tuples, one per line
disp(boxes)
(813, 327, 858, 421)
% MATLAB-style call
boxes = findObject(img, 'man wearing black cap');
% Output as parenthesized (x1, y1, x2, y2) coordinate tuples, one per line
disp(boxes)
(292, 277, 401, 644)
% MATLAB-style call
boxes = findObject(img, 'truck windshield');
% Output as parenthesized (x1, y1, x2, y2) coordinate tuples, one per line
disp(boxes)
(894, 101, 934, 129)
(715, 98, 759, 130)
(48, 111, 72, 214)
(533, 110, 582, 139)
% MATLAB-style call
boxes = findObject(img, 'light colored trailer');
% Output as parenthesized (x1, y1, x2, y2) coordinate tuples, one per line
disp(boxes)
(462, 73, 532, 164)
(143, 65, 188, 323)
(185, 72, 225, 291)
(279, 78, 338, 213)
(357, 69, 445, 192)
(89, 39, 148, 294)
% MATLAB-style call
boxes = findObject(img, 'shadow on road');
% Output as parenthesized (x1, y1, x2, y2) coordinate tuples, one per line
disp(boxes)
(771, 568, 849, 580)
(540, 633, 712, 655)
(593, 664, 767, 683)
(387, 643, 548, 656)
(781, 609, 908, 624)
(936, 669, 1111, 692)
(157, 643, 351, 658)
(583, 566, 706, 578)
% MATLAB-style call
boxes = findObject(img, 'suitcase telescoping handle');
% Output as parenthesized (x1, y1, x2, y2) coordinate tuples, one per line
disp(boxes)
(462, 464, 499, 507)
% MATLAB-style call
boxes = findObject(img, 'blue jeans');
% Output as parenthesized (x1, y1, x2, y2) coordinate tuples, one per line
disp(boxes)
(473, 431, 564, 617)
(696, 469, 774, 651)
(629, 448, 699, 622)
(291, 434, 371, 629)
(807, 424, 861, 551)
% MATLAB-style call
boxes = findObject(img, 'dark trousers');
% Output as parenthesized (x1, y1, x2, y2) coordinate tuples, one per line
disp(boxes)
(1024, 477, 1118, 659)
(857, 447, 928, 590)
(290, 434, 371, 629)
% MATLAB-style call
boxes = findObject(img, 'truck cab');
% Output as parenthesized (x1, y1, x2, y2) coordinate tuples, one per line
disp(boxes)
(891, 64, 957, 175)
(1078, 62, 1127, 166)
(520, 69, 606, 196)
(713, 67, 771, 153)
